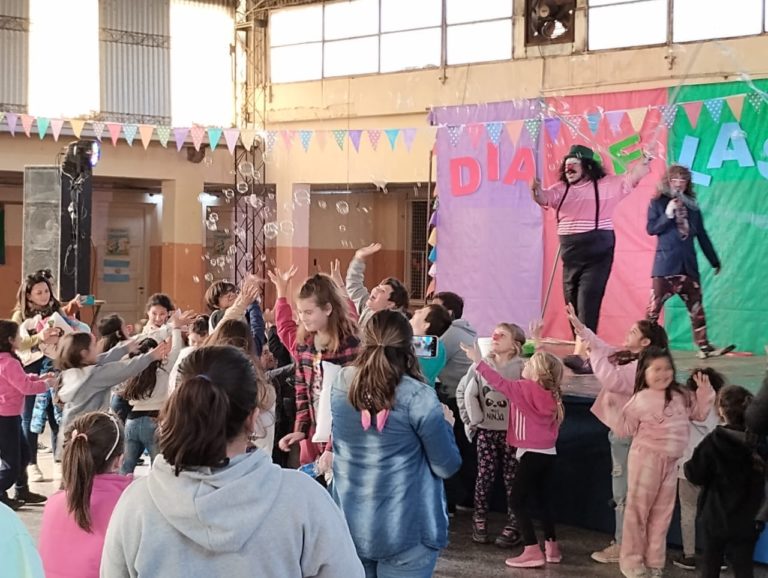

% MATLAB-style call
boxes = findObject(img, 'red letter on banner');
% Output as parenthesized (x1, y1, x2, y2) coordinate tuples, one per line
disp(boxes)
(450, 157, 482, 196)
(503, 147, 535, 185)
(487, 142, 500, 181)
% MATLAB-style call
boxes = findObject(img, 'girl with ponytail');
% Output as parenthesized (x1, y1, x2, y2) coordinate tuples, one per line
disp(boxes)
(331, 310, 461, 577)
(38, 411, 129, 578)
(101, 345, 364, 578)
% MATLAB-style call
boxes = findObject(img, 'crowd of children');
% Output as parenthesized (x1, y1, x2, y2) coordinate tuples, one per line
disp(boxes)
(0, 253, 766, 578)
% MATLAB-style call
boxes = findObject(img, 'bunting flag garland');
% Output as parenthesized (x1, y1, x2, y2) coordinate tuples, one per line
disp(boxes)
(106, 122, 122, 146)
(21, 114, 34, 137)
(36, 117, 49, 139)
(332, 129, 346, 150)
(299, 130, 312, 152)
(524, 118, 541, 141)
(626, 108, 646, 132)
(0, 112, 4, 127)
(403, 128, 417, 152)
(70, 118, 86, 139)
(485, 122, 503, 145)
(190, 126, 206, 150)
(564, 115, 583, 138)
(505, 120, 524, 144)
(265, 131, 277, 153)
(605, 111, 624, 135)
(466, 124, 484, 148)
(659, 104, 678, 128)
(6, 112, 18, 135)
(348, 129, 362, 152)
(705, 99, 724, 123)
(586, 112, 601, 135)
(681, 101, 703, 129)
(223, 127, 239, 154)
(384, 128, 400, 150)
(427, 227, 437, 246)
(544, 117, 561, 142)
(726, 94, 745, 121)
(92, 121, 105, 141)
(314, 130, 327, 150)
(746, 92, 764, 111)
(50, 119, 65, 142)
(367, 129, 381, 151)
(428, 262, 437, 277)
(156, 125, 171, 148)
(123, 124, 138, 146)
(139, 125, 155, 149)
(445, 125, 461, 147)
(207, 127, 222, 151)
(280, 130, 295, 150)
(173, 127, 189, 152)
(238, 128, 255, 151)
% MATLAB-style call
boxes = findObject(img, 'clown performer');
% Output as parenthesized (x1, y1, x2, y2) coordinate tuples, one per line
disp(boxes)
(531, 144, 654, 374)
(646, 164, 734, 358)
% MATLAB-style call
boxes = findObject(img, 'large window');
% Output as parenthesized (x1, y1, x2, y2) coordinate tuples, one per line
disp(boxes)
(28, 0, 100, 118)
(588, 0, 668, 50)
(446, 0, 513, 65)
(673, 0, 763, 42)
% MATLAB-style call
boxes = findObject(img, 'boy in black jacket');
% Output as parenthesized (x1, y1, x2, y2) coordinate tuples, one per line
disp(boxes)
(685, 385, 766, 578)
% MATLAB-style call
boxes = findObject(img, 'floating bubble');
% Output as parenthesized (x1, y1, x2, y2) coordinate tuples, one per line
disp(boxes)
(203, 154, 213, 167)
(204, 273, 214, 283)
(280, 221, 295, 235)
(264, 222, 279, 240)
(217, 256, 226, 267)
(336, 201, 349, 215)
(248, 194, 263, 209)
(204, 252, 211, 259)
(197, 193, 208, 204)
(731, 128, 747, 139)
(239, 161, 255, 178)
(223, 228, 230, 235)
(209, 212, 219, 222)
(294, 189, 311, 207)
(225, 256, 232, 264)
(205, 220, 217, 231)
(268, 193, 275, 200)
(228, 244, 237, 255)
(237, 182, 249, 194)
(192, 275, 200, 284)
(362, 207, 370, 214)
(223, 188, 235, 201)
(209, 259, 217, 266)
(339, 225, 346, 232)
(260, 253, 267, 262)
(244, 252, 253, 263)
(318, 199, 327, 209)
(235, 227, 246, 240)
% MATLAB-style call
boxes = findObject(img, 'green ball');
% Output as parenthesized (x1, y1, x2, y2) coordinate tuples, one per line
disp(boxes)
(522, 340, 536, 357)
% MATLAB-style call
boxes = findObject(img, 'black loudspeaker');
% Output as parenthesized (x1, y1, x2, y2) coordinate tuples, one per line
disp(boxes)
(22, 166, 92, 300)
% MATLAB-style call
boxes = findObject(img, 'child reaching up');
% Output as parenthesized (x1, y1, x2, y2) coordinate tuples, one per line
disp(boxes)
(463, 344, 565, 569)
(38, 412, 130, 578)
(565, 304, 669, 564)
(619, 348, 716, 578)
(457, 322, 526, 548)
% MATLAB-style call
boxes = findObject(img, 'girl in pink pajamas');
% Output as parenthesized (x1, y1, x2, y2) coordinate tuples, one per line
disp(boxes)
(619, 347, 715, 578)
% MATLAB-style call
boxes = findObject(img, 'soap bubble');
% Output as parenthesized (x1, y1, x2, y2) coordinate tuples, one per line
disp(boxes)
(204, 273, 214, 283)
(294, 190, 311, 207)
(339, 225, 346, 232)
(228, 244, 237, 255)
(362, 207, 370, 214)
(203, 154, 213, 167)
(217, 256, 226, 267)
(235, 227, 246, 240)
(731, 128, 747, 139)
(209, 258, 217, 266)
(237, 182, 249, 194)
(192, 275, 200, 284)
(197, 193, 208, 204)
(223, 228, 229, 235)
(248, 194, 263, 209)
(264, 222, 279, 240)
(225, 256, 232, 264)
(205, 220, 217, 231)
(318, 199, 327, 209)
(223, 188, 235, 201)
(209, 212, 219, 222)
(336, 201, 349, 215)
(260, 253, 267, 262)
(268, 193, 275, 200)
(244, 252, 253, 263)
(280, 221, 295, 235)
(239, 161, 255, 178)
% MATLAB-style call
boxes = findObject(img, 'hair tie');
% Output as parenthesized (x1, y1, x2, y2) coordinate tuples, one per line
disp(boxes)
(195, 374, 212, 382)
(103, 412, 122, 462)
(71, 429, 88, 442)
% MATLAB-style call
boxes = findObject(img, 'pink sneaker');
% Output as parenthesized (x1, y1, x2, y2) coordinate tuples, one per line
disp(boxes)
(505, 545, 546, 568)
(544, 540, 562, 563)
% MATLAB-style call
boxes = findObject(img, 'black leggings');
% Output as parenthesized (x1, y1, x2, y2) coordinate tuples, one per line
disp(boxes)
(701, 533, 757, 578)
(510, 451, 557, 546)
(0, 415, 29, 496)
(560, 229, 615, 333)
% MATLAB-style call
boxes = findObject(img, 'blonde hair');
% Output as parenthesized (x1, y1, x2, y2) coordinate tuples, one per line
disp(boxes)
(527, 351, 565, 425)
(296, 274, 357, 353)
(495, 323, 526, 357)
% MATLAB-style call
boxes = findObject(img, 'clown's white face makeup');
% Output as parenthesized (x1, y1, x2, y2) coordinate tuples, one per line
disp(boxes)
(564, 158, 584, 184)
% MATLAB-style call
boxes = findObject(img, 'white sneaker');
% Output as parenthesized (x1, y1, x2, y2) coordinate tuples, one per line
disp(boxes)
(28, 464, 45, 483)
(591, 541, 621, 563)
(52, 462, 62, 481)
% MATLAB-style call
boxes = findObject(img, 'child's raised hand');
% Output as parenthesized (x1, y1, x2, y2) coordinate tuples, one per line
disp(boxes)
(565, 303, 585, 334)
(354, 243, 382, 261)
(692, 370, 711, 391)
(170, 309, 196, 329)
(239, 275, 262, 303)
(278, 431, 306, 452)
(267, 265, 298, 298)
(150, 340, 172, 361)
(460, 342, 481, 364)
(329, 259, 344, 289)
(528, 319, 544, 341)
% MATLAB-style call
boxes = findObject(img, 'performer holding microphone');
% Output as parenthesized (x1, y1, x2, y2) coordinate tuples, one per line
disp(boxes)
(646, 164, 734, 358)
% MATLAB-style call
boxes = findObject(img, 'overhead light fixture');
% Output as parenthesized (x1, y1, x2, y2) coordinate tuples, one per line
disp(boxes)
(62, 140, 101, 175)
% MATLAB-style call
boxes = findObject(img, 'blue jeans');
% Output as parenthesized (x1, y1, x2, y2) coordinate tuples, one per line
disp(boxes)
(360, 544, 439, 578)
(609, 431, 632, 544)
(120, 416, 158, 475)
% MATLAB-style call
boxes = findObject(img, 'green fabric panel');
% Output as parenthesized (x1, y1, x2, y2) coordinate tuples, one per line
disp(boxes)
(665, 80, 768, 354)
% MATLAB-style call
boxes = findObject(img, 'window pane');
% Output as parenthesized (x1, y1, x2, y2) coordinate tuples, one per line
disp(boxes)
(270, 4, 322, 46)
(446, 0, 512, 24)
(674, 0, 762, 42)
(588, 0, 668, 50)
(29, 0, 100, 118)
(270, 44, 323, 83)
(324, 36, 379, 77)
(447, 20, 512, 64)
(381, 0, 441, 32)
(325, 0, 379, 40)
(380, 28, 441, 72)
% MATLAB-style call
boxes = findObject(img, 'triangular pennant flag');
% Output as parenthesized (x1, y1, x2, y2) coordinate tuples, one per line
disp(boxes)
(427, 227, 437, 247)
(315, 130, 327, 150)
(681, 101, 703, 129)
(36, 117, 50, 139)
(626, 108, 646, 132)
(586, 112, 601, 135)
(466, 124, 484, 148)
(190, 126, 206, 151)
(207, 127, 223, 151)
(280, 129, 295, 150)
(106, 122, 122, 146)
(123, 124, 138, 146)
(50, 119, 65, 141)
(138, 125, 155, 149)
(402, 128, 417, 152)
(385, 128, 400, 150)
(524, 118, 541, 141)
(299, 130, 313, 152)
(564, 115, 583, 138)
(429, 211, 439, 227)
(173, 127, 189, 152)
(426, 279, 436, 296)
(223, 127, 239, 154)
(445, 125, 461, 147)
(0, 112, 4, 127)
(92, 121, 105, 141)
(239, 128, 255, 150)
(605, 111, 624, 135)
(485, 122, 503, 145)
(505, 120, 524, 144)
(332, 129, 346, 150)
(428, 263, 437, 277)
(726, 94, 745, 121)
(69, 119, 85, 139)
(265, 131, 277, 153)
(704, 99, 724, 123)
(544, 118, 561, 142)
(348, 129, 362, 152)
(156, 125, 171, 147)
(428, 246, 437, 263)
(21, 114, 34, 137)
(659, 104, 678, 129)
(5, 112, 18, 136)
(367, 129, 381, 151)
(746, 92, 764, 111)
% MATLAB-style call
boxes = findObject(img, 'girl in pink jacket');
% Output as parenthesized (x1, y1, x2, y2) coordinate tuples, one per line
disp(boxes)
(618, 347, 715, 578)
(463, 345, 565, 569)
(39, 411, 131, 578)
(565, 304, 669, 564)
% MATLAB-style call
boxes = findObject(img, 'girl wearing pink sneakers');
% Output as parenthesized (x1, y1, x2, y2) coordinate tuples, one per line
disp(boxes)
(462, 345, 565, 568)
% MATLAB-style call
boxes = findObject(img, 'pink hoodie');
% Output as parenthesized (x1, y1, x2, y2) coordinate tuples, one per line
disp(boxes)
(0, 352, 51, 416)
(39, 473, 132, 578)
(475, 361, 560, 450)
(578, 327, 637, 436)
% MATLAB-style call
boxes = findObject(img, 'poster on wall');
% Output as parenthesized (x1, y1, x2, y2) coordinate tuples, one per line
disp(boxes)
(106, 228, 130, 256)
(211, 231, 230, 256)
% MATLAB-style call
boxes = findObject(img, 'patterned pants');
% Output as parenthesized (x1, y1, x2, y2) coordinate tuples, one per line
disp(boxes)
(646, 275, 709, 348)
(473, 428, 517, 524)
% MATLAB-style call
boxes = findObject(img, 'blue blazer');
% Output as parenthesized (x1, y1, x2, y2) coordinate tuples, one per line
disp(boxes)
(647, 196, 720, 281)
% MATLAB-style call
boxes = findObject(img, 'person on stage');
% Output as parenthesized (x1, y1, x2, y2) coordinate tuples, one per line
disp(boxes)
(531, 144, 653, 374)
(646, 164, 734, 358)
